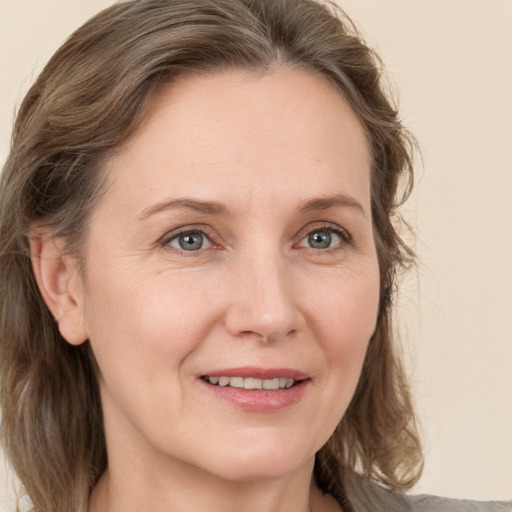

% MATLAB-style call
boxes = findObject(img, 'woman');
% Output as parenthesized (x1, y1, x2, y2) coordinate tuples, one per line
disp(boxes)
(0, 1, 510, 511)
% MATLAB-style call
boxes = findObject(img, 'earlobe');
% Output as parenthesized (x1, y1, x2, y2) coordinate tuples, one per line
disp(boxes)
(30, 227, 88, 346)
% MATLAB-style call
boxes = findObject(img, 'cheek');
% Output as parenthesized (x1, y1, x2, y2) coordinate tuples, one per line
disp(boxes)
(308, 266, 380, 392)
(294, 266, 379, 448)
(81, 267, 225, 436)
(83, 265, 223, 369)
(311, 266, 380, 348)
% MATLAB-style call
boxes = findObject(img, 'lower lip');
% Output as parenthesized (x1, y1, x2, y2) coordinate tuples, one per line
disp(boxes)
(201, 379, 310, 412)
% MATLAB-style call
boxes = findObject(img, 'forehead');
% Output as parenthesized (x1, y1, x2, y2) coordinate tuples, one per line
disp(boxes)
(102, 67, 371, 213)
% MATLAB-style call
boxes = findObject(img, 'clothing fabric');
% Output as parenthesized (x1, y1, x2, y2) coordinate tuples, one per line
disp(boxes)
(345, 476, 512, 512)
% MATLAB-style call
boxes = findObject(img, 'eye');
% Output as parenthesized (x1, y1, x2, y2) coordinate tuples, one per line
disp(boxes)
(166, 230, 213, 251)
(297, 226, 348, 250)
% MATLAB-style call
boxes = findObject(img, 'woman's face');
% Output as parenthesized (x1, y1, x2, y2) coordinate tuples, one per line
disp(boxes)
(77, 68, 380, 482)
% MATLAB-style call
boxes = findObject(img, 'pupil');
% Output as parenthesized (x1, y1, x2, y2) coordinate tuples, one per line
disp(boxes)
(309, 231, 331, 249)
(179, 233, 203, 250)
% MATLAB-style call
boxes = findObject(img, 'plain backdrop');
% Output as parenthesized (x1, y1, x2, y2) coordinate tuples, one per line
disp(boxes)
(1, 0, 511, 507)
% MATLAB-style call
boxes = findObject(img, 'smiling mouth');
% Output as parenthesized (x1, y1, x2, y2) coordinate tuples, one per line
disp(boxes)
(201, 376, 298, 390)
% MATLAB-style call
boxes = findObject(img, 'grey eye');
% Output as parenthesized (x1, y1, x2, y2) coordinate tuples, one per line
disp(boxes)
(298, 228, 343, 250)
(168, 232, 211, 251)
(308, 231, 333, 249)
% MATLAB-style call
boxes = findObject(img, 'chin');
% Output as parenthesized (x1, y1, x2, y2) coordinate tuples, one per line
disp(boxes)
(191, 434, 318, 483)
(208, 457, 310, 483)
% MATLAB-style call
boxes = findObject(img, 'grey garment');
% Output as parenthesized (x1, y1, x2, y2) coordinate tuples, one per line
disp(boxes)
(409, 494, 512, 512)
(345, 474, 512, 512)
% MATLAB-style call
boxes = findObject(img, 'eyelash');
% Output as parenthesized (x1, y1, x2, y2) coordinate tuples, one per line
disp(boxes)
(159, 223, 351, 254)
(297, 223, 351, 250)
(159, 225, 217, 253)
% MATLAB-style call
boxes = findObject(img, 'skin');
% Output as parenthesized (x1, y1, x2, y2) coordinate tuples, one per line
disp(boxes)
(33, 67, 380, 512)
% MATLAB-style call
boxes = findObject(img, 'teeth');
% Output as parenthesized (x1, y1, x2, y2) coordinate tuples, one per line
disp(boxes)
(229, 377, 244, 388)
(205, 376, 297, 390)
(244, 377, 263, 390)
(262, 379, 279, 390)
(218, 376, 230, 387)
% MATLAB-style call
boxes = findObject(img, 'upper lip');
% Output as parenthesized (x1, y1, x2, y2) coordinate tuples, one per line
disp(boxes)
(200, 366, 309, 381)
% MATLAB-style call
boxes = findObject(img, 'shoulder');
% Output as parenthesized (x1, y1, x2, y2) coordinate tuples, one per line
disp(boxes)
(343, 474, 512, 512)
(406, 494, 512, 512)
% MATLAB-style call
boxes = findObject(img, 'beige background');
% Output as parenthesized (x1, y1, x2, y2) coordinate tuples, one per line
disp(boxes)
(1, 0, 511, 506)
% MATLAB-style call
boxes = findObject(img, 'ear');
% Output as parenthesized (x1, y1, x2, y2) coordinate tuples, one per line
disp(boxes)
(30, 227, 88, 346)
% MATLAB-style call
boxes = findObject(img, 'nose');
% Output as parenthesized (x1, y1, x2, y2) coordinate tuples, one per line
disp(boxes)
(224, 249, 304, 343)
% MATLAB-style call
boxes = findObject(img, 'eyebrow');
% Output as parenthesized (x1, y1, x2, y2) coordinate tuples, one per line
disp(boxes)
(138, 198, 229, 220)
(298, 194, 367, 217)
(138, 193, 367, 220)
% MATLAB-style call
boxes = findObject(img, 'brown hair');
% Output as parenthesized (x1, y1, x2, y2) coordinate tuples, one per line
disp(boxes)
(0, 1, 422, 511)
